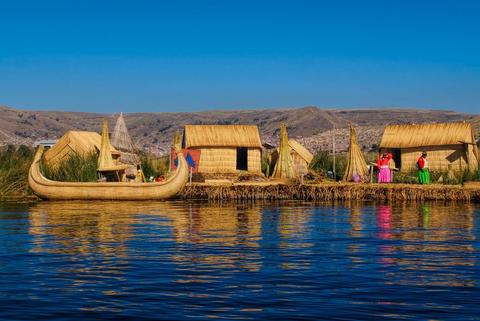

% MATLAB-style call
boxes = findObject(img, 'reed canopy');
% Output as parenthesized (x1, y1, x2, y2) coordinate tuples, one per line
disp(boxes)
(111, 113, 140, 165)
(182, 125, 262, 174)
(271, 124, 296, 179)
(379, 122, 479, 172)
(112, 113, 136, 152)
(43, 130, 120, 168)
(343, 126, 368, 182)
(97, 119, 129, 172)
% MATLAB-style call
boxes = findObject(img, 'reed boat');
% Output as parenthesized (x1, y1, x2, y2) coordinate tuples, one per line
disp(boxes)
(28, 145, 189, 200)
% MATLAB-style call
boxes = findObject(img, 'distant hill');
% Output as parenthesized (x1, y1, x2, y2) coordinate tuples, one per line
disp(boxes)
(0, 105, 477, 155)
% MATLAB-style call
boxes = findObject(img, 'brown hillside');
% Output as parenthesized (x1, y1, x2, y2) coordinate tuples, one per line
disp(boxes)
(0, 105, 477, 155)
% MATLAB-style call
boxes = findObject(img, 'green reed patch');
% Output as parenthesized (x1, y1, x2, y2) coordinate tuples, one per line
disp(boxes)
(0, 145, 34, 199)
(140, 153, 169, 180)
(40, 152, 98, 182)
(309, 150, 348, 180)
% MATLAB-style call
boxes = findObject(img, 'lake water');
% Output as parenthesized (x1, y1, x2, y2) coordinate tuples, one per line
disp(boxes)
(0, 201, 479, 320)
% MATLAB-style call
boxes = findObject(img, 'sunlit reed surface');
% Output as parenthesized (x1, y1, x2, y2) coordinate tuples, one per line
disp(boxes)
(0, 201, 479, 320)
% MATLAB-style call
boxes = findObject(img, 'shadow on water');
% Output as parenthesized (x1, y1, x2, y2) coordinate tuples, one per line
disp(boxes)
(0, 200, 479, 320)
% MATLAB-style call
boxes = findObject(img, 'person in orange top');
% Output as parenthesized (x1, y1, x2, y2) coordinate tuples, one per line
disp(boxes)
(377, 152, 393, 183)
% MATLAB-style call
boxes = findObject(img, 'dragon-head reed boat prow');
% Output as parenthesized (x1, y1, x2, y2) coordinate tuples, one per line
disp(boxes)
(28, 144, 189, 201)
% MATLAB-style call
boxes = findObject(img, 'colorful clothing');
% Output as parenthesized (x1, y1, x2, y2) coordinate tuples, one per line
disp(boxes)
(135, 169, 145, 183)
(377, 153, 393, 183)
(417, 156, 430, 184)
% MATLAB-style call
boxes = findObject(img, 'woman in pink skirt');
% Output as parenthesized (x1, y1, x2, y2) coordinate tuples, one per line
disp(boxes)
(377, 153, 393, 183)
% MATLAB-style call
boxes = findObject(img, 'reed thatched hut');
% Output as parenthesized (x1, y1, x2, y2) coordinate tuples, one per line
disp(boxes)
(182, 125, 262, 173)
(379, 122, 479, 172)
(270, 139, 313, 175)
(288, 139, 313, 175)
(43, 131, 120, 167)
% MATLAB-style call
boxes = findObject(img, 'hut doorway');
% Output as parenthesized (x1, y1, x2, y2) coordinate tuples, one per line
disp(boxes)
(391, 148, 401, 169)
(236, 147, 248, 170)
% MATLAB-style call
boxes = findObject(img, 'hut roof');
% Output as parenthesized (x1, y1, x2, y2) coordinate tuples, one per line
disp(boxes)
(44, 131, 120, 166)
(380, 122, 477, 148)
(183, 125, 262, 148)
(288, 139, 313, 164)
(112, 113, 136, 152)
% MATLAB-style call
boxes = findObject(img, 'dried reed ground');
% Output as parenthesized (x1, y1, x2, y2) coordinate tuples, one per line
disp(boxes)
(181, 182, 480, 202)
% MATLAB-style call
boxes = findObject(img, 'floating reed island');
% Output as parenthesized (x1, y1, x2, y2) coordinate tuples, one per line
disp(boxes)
(180, 122, 480, 202)
(180, 182, 480, 202)
(1, 111, 475, 202)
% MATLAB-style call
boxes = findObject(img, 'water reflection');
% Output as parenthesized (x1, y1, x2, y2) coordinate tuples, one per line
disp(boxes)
(165, 203, 263, 274)
(376, 203, 476, 287)
(377, 205, 392, 240)
(29, 202, 140, 257)
(1, 200, 477, 319)
(28, 202, 266, 287)
(285, 206, 315, 270)
(26, 201, 478, 289)
(348, 201, 364, 238)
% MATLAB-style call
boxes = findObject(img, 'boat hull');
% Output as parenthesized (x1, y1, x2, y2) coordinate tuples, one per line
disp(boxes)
(28, 146, 189, 200)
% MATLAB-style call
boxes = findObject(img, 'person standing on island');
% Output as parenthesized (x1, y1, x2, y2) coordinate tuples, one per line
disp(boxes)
(377, 152, 393, 183)
(417, 152, 430, 184)
(135, 165, 146, 183)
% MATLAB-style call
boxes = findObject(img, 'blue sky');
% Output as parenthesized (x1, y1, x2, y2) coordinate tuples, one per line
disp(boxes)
(0, 0, 479, 113)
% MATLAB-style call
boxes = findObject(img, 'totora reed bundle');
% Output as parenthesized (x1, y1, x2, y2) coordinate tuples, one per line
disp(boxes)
(343, 126, 369, 182)
(272, 123, 296, 180)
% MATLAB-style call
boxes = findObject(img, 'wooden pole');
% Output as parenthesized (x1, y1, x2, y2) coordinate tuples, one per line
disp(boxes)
(189, 166, 193, 185)
(332, 125, 336, 180)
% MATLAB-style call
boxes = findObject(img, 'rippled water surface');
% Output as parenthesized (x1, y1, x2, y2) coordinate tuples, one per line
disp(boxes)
(1, 201, 479, 320)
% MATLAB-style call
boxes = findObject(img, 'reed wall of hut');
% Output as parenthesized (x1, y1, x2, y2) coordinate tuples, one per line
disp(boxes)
(182, 125, 262, 174)
(379, 122, 479, 172)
